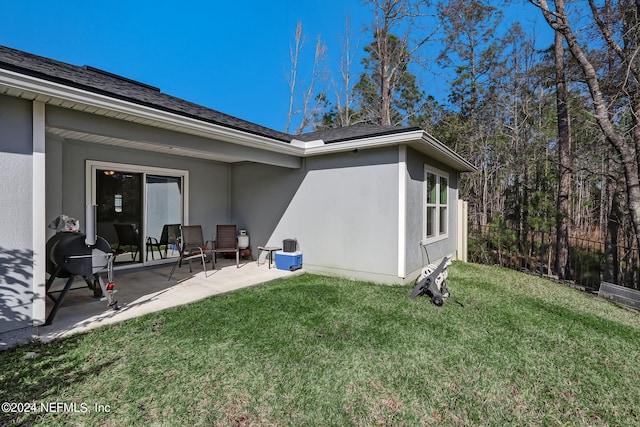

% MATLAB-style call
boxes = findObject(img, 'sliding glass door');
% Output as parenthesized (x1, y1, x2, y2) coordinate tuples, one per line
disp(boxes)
(88, 161, 188, 266)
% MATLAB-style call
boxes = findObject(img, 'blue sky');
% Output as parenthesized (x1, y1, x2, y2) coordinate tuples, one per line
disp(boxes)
(1, 0, 552, 133)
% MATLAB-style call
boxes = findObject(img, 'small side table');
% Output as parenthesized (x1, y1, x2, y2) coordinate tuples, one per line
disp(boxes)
(257, 246, 282, 269)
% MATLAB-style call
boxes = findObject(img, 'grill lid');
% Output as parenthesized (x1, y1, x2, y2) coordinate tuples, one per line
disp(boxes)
(47, 232, 111, 277)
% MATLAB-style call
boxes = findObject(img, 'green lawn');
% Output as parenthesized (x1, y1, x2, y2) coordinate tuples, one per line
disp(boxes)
(3, 262, 640, 426)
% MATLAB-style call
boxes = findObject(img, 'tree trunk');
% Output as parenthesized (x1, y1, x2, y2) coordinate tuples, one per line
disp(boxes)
(599, 154, 611, 240)
(604, 191, 621, 284)
(554, 26, 571, 279)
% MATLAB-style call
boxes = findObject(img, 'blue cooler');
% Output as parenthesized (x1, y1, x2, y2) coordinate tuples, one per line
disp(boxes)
(275, 251, 303, 271)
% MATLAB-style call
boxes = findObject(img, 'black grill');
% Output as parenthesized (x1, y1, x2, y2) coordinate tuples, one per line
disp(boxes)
(47, 232, 111, 278)
(45, 207, 119, 326)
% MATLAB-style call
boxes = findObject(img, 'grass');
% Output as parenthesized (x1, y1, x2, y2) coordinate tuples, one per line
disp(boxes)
(3, 262, 640, 426)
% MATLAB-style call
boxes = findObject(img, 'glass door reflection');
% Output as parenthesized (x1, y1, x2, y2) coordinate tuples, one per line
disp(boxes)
(145, 175, 182, 262)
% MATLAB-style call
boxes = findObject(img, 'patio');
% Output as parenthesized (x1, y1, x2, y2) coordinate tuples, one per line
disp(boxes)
(37, 257, 303, 344)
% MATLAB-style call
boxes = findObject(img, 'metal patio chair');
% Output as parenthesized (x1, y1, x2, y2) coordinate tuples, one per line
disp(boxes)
(212, 224, 239, 268)
(168, 225, 210, 279)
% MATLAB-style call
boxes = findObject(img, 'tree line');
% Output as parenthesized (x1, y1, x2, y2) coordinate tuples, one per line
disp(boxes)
(286, 0, 640, 283)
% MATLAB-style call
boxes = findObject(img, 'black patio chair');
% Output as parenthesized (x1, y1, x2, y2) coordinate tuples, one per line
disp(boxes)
(114, 223, 140, 261)
(146, 223, 181, 260)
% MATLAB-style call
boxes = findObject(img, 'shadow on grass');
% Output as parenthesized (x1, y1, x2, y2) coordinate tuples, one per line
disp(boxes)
(520, 295, 640, 340)
(0, 334, 122, 425)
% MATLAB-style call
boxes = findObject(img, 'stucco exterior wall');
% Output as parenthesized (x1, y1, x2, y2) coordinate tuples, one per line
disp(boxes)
(0, 95, 34, 333)
(232, 147, 401, 283)
(404, 147, 459, 280)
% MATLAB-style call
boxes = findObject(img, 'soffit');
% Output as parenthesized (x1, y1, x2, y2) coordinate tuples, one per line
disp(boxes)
(1, 84, 210, 136)
(46, 127, 245, 163)
(409, 137, 477, 172)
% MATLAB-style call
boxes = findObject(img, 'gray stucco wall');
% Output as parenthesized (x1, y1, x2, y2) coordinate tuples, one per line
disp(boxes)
(404, 147, 459, 280)
(0, 95, 34, 333)
(231, 147, 401, 283)
(45, 107, 231, 245)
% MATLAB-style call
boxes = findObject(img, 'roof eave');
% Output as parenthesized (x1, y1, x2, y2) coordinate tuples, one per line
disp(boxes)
(300, 129, 477, 172)
(413, 131, 477, 172)
(302, 129, 425, 156)
(0, 67, 302, 157)
(0, 67, 475, 172)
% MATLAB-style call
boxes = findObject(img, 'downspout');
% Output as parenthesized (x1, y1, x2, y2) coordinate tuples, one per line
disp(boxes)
(398, 145, 407, 279)
(227, 164, 232, 223)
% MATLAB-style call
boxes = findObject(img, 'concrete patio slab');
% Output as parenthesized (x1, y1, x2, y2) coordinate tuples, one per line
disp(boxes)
(5, 258, 302, 348)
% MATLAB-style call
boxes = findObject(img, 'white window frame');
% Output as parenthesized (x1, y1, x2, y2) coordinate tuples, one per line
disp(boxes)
(423, 165, 450, 244)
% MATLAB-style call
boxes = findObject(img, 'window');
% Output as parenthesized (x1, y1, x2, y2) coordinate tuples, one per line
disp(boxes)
(424, 166, 449, 242)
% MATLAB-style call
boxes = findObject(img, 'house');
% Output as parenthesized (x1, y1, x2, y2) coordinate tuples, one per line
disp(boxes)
(0, 45, 475, 338)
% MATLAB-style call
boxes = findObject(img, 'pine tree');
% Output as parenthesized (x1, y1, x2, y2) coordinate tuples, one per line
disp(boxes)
(353, 32, 425, 126)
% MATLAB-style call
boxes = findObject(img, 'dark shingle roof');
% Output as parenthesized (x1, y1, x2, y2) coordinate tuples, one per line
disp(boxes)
(0, 45, 424, 145)
(295, 124, 422, 143)
(0, 45, 292, 142)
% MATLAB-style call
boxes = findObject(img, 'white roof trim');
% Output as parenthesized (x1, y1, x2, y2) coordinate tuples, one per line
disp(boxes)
(417, 132, 477, 172)
(290, 138, 325, 149)
(0, 68, 475, 171)
(302, 130, 476, 172)
(0, 68, 301, 157)
(303, 130, 425, 156)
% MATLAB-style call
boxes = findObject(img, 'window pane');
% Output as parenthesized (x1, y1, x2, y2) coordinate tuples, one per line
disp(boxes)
(146, 175, 182, 237)
(114, 194, 123, 213)
(439, 207, 447, 234)
(426, 207, 436, 237)
(96, 170, 143, 264)
(440, 176, 448, 204)
(146, 175, 183, 261)
(427, 173, 436, 204)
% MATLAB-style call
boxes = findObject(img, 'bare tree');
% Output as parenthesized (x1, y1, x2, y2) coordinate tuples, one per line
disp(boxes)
(295, 36, 328, 134)
(285, 21, 328, 134)
(334, 14, 359, 127)
(286, 21, 304, 134)
(530, 0, 640, 251)
(363, 0, 436, 125)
